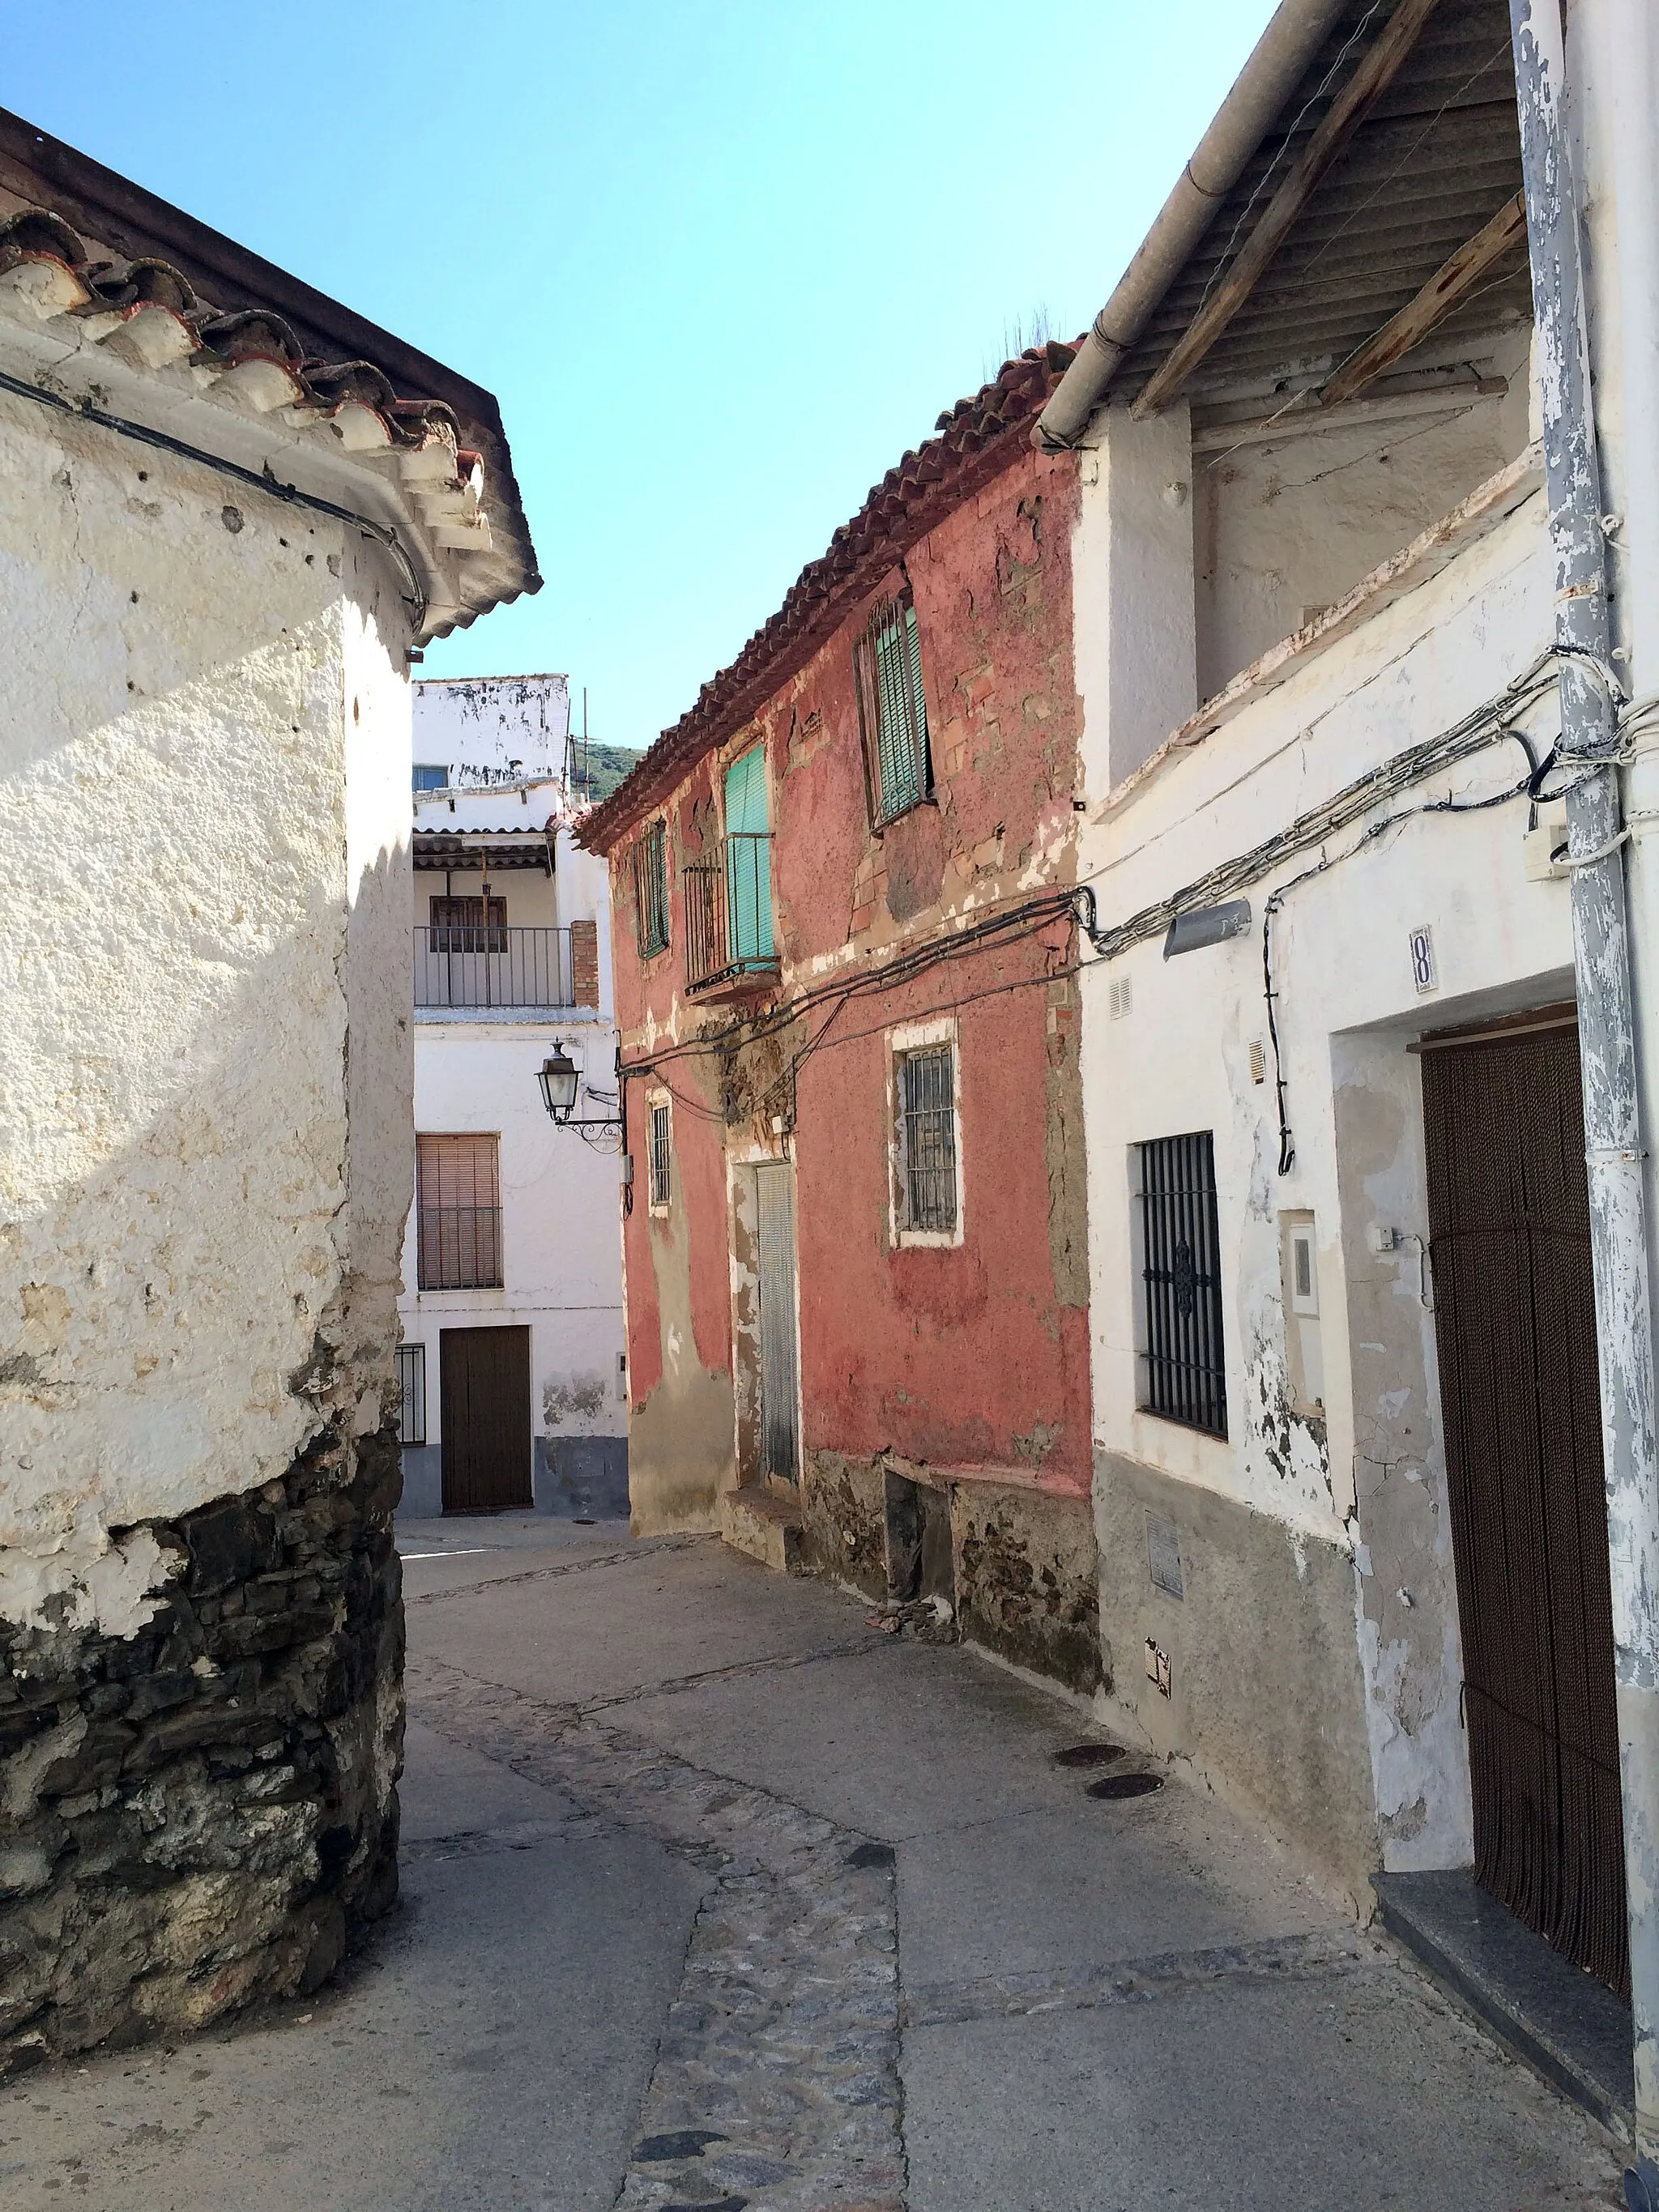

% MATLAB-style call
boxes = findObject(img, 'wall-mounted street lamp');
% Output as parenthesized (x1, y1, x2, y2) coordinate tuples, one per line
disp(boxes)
(536, 1040, 630, 1131)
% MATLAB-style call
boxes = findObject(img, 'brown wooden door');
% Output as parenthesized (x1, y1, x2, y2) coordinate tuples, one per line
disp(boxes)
(439, 1326, 532, 1513)
(1422, 1020, 1627, 1994)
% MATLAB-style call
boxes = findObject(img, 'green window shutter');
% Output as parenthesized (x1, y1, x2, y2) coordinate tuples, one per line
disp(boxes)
(723, 747, 773, 965)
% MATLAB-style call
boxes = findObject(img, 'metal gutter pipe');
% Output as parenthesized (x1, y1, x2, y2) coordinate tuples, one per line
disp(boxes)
(1034, 0, 1348, 449)
(1508, 0, 1659, 2163)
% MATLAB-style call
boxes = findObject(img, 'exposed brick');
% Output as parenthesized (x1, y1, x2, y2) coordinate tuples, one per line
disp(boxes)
(570, 918, 600, 1008)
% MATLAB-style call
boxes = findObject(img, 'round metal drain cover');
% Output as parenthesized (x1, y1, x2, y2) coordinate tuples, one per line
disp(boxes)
(1053, 1742, 1128, 1769)
(1086, 1771, 1164, 1801)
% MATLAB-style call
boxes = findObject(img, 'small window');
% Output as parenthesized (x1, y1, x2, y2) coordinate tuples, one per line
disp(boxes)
(633, 820, 670, 957)
(854, 590, 932, 825)
(416, 1132, 503, 1290)
(1138, 1132, 1226, 1437)
(429, 893, 505, 953)
(648, 1100, 672, 1211)
(896, 1039, 957, 1238)
(395, 1342, 427, 1446)
(412, 764, 449, 794)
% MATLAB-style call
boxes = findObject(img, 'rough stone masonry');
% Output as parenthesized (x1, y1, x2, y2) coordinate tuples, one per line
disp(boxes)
(0, 1421, 403, 2070)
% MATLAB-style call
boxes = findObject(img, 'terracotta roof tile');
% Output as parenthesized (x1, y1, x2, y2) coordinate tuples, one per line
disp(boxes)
(579, 338, 1079, 853)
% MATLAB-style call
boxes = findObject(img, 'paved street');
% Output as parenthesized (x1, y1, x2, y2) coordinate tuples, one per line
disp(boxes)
(3, 1521, 1626, 2210)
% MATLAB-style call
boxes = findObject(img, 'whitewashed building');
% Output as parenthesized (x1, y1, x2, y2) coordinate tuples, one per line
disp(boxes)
(395, 676, 627, 1520)
(0, 109, 536, 2067)
(1038, 0, 1655, 2069)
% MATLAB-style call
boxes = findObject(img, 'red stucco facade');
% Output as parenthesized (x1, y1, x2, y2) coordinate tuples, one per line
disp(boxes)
(592, 358, 1102, 1693)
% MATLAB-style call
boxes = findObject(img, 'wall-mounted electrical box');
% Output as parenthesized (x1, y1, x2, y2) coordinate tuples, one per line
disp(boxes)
(1280, 1211, 1324, 1414)
(1523, 799, 1571, 883)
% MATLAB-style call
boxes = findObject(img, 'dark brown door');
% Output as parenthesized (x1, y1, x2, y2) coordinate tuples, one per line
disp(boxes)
(1422, 1020, 1627, 1994)
(439, 1326, 532, 1514)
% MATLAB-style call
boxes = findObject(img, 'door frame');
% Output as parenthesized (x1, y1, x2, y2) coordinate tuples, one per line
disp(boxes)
(727, 1141, 804, 1496)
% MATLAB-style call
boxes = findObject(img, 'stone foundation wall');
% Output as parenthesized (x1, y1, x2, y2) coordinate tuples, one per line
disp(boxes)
(951, 1485, 1102, 1696)
(0, 1418, 404, 2074)
(1094, 1450, 1376, 1903)
(800, 1451, 1102, 1694)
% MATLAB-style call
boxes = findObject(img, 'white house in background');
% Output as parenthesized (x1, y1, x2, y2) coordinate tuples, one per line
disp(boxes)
(395, 675, 627, 1521)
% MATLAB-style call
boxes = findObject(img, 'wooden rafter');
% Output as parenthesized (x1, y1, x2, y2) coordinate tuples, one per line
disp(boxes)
(1317, 192, 1529, 407)
(1132, 0, 1445, 420)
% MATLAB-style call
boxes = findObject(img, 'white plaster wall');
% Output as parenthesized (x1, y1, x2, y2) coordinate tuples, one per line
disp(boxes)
(1194, 337, 1533, 701)
(1073, 401, 1197, 803)
(397, 1012, 626, 1473)
(1077, 492, 1570, 1867)
(0, 386, 412, 1632)
(399, 812, 625, 1498)
(1081, 493, 1563, 1527)
(412, 674, 569, 786)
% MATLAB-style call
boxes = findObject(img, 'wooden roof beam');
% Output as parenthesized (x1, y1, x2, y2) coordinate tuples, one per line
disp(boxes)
(1132, 0, 1445, 420)
(1316, 191, 1528, 407)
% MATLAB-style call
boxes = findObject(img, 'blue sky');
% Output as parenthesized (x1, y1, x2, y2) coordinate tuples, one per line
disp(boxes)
(6, 1, 1274, 752)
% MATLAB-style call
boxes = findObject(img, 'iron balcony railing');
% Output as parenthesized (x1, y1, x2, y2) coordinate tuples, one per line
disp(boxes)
(416, 1205, 504, 1291)
(684, 833, 778, 994)
(413, 925, 573, 1010)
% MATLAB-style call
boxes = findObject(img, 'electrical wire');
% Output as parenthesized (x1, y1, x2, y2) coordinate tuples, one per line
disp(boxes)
(0, 363, 429, 628)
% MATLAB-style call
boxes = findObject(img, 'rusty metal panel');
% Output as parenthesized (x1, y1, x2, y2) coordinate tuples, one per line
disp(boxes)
(439, 1325, 533, 1515)
(1422, 1025, 1627, 1996)
(756, 1164, 800, 1483)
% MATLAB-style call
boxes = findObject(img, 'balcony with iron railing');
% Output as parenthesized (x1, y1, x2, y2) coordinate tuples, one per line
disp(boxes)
(684, 833, 779, 1001)
(413, 925, 574, 1012)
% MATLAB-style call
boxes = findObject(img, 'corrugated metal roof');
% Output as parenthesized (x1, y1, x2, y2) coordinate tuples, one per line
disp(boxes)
(1120, 0, 1529, 407)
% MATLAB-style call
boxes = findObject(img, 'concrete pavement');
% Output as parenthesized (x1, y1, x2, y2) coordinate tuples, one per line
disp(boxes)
(1, 1520, 1626, 2208)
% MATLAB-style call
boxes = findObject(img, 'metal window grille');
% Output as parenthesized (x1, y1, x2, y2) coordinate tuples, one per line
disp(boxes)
(898, 1043, 957, 1234)
(416, 1132, 504, 1290)
(649, 1102, 672, 1208)
(394, 1342, 426, 1446)
(855, 592, 932, 825)
(632, 820, 669, 957)
(1138, 1132, 1227, 1437)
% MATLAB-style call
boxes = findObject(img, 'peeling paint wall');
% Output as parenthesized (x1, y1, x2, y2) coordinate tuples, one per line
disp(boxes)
(608, 449, 1096, 1580)
(1, 389, 412, 1625)
(0, 383, 412, 2063)
(1079, 399, 1574, 1886)
(411, 672, 570, 786)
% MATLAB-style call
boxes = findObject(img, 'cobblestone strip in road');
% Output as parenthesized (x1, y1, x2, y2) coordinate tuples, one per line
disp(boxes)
(407, 1655, 907, 2212)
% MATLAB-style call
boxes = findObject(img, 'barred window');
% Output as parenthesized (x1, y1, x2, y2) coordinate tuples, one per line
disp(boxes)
(648, 1101, 672, 1210)
(394, 1342, 427, 1447)
(897, 1042, 957, 1237)
(1138, 1132, 1227, 1438)
(854, 591, 932, 825)
(632, 820, 669, 957)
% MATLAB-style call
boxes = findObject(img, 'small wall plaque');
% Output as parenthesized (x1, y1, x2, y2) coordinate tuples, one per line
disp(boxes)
(1146, 1511, 1184, 1600)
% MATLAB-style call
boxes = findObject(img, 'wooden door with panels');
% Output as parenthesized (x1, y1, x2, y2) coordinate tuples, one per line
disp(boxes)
(439, 1325, 533, 1514)
(1422, 1015, 1627, 1995)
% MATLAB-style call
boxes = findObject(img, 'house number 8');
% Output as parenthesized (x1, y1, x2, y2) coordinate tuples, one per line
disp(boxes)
(1409, 925, 1437, 995)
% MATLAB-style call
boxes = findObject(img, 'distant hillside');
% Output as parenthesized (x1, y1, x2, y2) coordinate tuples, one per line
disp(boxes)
(569, 741, 646, 803)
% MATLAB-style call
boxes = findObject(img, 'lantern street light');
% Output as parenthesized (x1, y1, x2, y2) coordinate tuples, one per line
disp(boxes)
(537, 1043, 580, 1124)
(536, 1040, 629, 1131)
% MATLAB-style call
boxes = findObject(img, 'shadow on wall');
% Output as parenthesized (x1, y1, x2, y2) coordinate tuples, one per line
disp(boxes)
(3, 810, 412, 1616)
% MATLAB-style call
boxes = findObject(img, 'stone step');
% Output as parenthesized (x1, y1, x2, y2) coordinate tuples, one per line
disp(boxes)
(720, 1484, 804, 1575)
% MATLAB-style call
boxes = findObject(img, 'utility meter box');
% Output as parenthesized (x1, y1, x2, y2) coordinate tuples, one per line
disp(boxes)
(1523, 799, 1571, 883)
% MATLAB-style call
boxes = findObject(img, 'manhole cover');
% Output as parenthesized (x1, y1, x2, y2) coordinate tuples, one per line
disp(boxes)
(1053, 1741, 1128, 1769)
(1087, 1771, 1164, 1801)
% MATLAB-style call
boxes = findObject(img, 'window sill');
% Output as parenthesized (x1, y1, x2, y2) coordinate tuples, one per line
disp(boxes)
(894, 1227, 962, 1250)
(1135, 1403, 1229, 1444)
(872, 791, 937, 836)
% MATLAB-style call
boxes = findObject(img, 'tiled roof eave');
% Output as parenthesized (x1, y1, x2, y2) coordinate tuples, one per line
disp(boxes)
(578, 339, 1078, 855)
